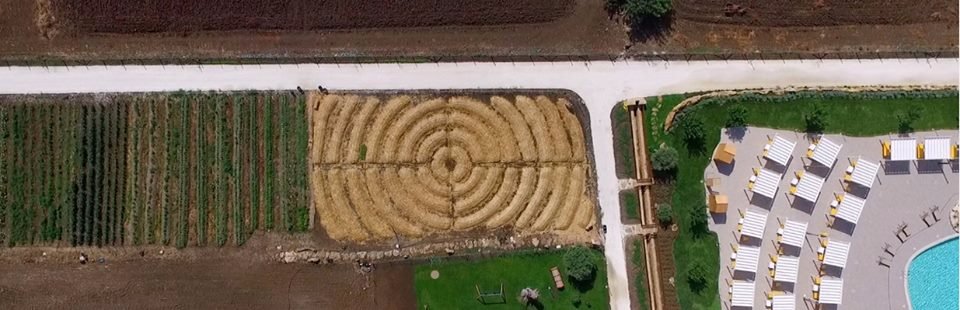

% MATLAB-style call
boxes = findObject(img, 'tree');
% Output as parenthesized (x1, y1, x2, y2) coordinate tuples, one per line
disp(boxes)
(609, 0, 672, 20)
(686, 260, 709, 293)
(518, 287, 540, 305)
(803, 104, 827, 133)
(651, 145, 679, 172)
(687, 204, 709, 237)
(563, 246, 599, 283)
(897, 109, 922, 133)
(725, 105, 748, 128)
(678, 114, 706, 152)
(656, 203, 673, 225)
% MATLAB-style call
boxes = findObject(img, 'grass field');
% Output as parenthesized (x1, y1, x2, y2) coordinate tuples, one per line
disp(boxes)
(415, 249, 608, 309)
(0, 92, 310, 248)
(641, 90, 959, 310)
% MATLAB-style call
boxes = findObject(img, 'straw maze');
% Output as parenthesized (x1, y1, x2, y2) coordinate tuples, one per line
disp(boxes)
(309, 93, 598, 243)
(0, 92, 309, 248)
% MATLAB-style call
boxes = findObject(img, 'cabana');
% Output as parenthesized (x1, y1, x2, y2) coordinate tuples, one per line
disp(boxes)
(835, 195, 866, 225)
(740, 209, 769, 240)
(818, 278, 844, 305)
(923, 137, 951, 160)
(771, 295, 796, 310)
(809, 137, 842, 167)
(848, 158, 880, 188)
(715, 143, 737, 164)
(778, 219, 808, 249)
(734, 245, 761, 274)
(823, 240, 851, 269)
(774, 256, 800, 284)
(752, 168, 782, 199)
(889, 138, 917, 161)
(765, 135, 797, 166)
(731, 281, 756, 308)
(793, 173, 825, 203)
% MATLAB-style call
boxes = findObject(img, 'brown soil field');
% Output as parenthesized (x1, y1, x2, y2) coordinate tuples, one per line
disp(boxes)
(308, 92, 598, 244)
(673, 0, 955, 27)
(0, 0, 624, 60)
(51, 0, 574, 34)
(0, 232, 414, 309)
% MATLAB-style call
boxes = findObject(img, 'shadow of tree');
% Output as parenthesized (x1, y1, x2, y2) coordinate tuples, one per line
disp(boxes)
(628, 13, 675, 44)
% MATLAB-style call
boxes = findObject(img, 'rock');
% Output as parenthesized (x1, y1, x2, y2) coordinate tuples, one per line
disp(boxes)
(307, 257, 321, 264)
(532, 238, 540, 247)
(159, 250, 164, 255)
(445, 248, 455, 255)
(281, 252, 296, 264)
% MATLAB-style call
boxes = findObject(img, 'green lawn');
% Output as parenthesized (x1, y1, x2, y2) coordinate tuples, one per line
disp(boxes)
(415, 249, 609, 309)
(611, 104, 636, 178)
(641, 90, 958, 310)
(621, 191, 640, 220)
(632, 239, 650, 310)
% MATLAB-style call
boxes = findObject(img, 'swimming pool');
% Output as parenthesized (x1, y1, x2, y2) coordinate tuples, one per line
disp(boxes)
(907, 237, 958, 310)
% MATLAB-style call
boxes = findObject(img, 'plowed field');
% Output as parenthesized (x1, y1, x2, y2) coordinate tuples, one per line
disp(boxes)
(672, 0, 955, 27)
(308, 93, 598, 243)
(50, 0, 574, 34)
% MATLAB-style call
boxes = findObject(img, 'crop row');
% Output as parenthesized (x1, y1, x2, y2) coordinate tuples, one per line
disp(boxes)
(0, 92, 309, 248)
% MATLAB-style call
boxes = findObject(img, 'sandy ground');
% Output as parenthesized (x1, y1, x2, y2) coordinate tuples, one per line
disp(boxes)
(0, 59, 955, 310)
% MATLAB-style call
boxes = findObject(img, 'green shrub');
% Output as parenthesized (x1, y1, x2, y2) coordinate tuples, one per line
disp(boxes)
(803, 103, 827, 133)
(677, 114, 706, 152)
(651, 145, 679, 172)
(609, 0, 672, 20)
(687, 204, 709, 238)
(656, 203, 673, 225)
(686, 260, 709, 294)
(563, 246, 599, 284)
(897, 109, 922, 133)
(725, 105, 748, 128)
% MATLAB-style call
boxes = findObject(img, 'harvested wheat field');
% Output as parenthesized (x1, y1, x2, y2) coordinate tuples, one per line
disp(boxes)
(308, 92, 597, 243)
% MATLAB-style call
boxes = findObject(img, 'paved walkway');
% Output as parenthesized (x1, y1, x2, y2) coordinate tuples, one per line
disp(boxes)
(706, 127, 959, 310)
(0, 59, 956, 310)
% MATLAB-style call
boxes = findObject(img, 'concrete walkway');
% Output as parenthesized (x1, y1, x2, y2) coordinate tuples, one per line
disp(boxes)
(706, 127, 959, 310)
(0, 59, 956, 310)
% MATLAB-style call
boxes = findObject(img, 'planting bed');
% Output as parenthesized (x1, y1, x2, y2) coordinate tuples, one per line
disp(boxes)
(0, 92, 309, 248)
(308, 92, 598, 243)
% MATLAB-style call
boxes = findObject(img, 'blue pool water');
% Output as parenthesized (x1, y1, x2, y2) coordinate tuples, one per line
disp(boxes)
(908, 237, 958, 310)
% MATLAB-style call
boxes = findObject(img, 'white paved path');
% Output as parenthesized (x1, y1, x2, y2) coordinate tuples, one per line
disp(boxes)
(0, 59, 956, 310)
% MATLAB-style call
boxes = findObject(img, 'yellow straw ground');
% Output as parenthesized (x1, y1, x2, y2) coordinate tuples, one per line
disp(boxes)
(308, 93, 596, 243)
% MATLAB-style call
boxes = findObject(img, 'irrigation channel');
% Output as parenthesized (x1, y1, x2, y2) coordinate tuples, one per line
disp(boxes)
(627, 98, 664, 310)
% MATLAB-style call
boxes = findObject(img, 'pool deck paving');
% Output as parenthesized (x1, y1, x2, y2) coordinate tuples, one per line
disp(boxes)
(706, 127, 959, 310)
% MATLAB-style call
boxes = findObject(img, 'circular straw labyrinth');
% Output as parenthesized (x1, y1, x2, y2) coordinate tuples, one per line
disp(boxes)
(309, 93, 596, 243)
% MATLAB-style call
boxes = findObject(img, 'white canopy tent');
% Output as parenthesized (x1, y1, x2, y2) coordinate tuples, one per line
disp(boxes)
(890, 138, 917, 161)
(794, 173, 825, 203)
(752, 168, 782, 199)
(780, 220, 808, 249)
(772, 295, 796, 310)
(823, 240, 851, 269)
(774, 256, 800, 283)
(818, 278, 844, 305)
(924, 137, 951, 160)
(741, 210, 769, 240)
(836, 195, 866, 225)
(734, 245, 761, 274)
(731, 281, 756, 308)
(765, 135, 797, 166)
(811, 138, 842, 167)
(850, 158, 880, 188)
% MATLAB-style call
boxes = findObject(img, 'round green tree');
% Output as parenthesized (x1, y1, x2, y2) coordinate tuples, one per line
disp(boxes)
(563, 246, 599, 283)
(656, 203, 673, 225)
(726, 105, 748, 128)
(651, 145, 679, 172)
